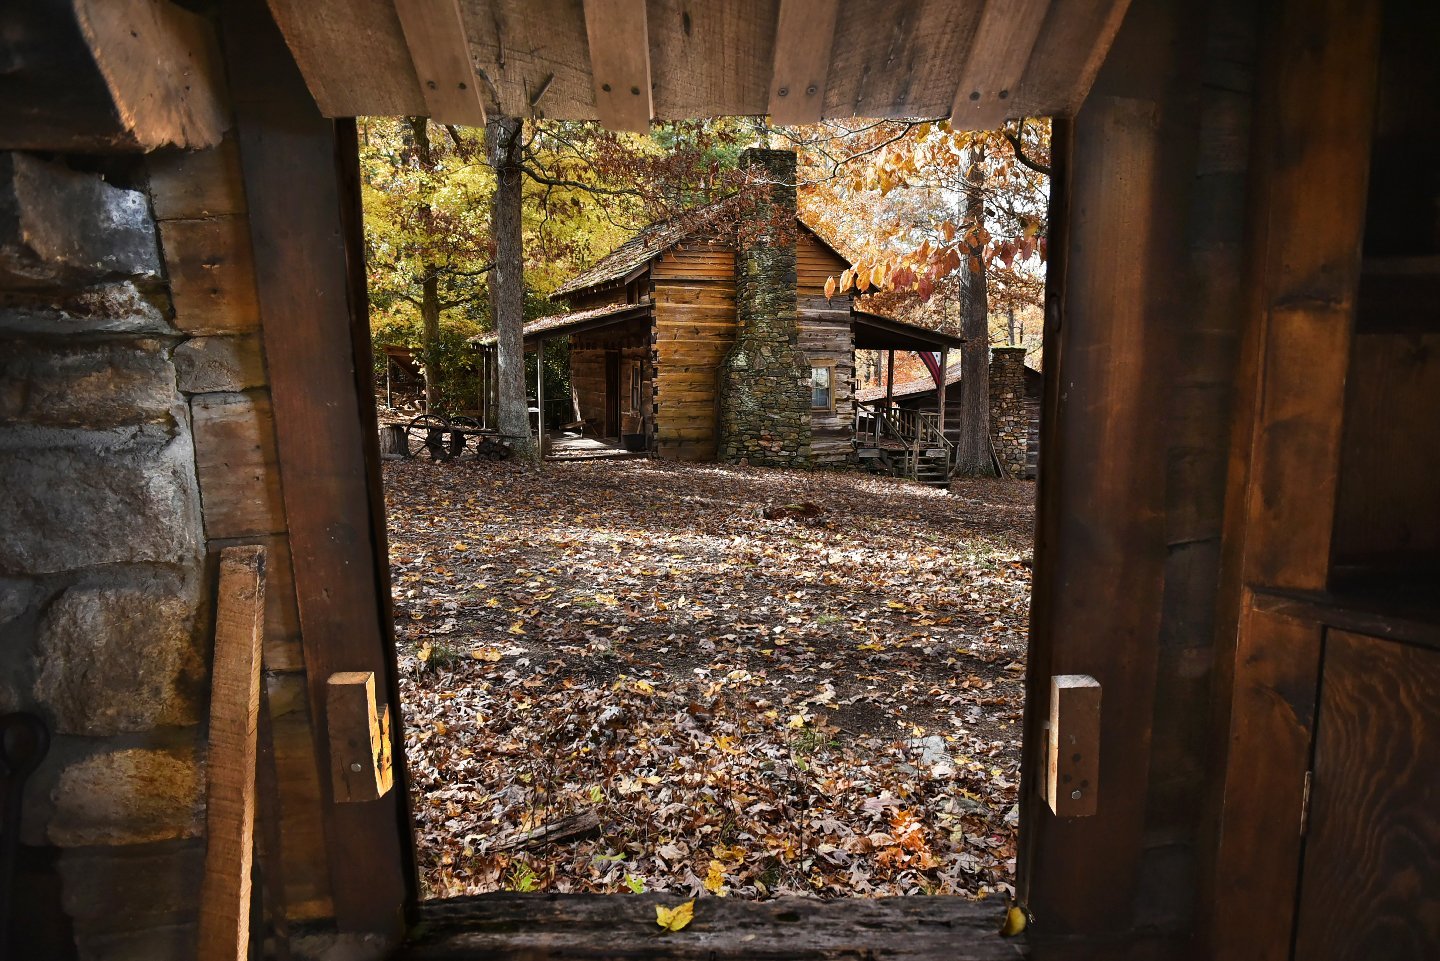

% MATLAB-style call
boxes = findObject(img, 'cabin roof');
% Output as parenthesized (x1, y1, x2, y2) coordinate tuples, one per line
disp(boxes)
(553, 200, 851, 301)
(855, 354, 1040, 403)
(471, 301, 652, 346)
(851, 310, 966, 352)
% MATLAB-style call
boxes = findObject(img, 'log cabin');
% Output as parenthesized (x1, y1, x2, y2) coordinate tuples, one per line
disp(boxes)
(476, 171, 965, 470)
(0, 0, 1436, 960)
(854, 349, 1044, 479)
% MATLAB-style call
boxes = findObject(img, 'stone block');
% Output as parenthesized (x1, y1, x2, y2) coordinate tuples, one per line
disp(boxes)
(59, 839, 203, 936)
(34, 568, 204, 735)
(173, 334, 266, 393)
(48, 747, 203, 846)
(0, 426, 203, 576)
(0, 337, 181, 429)
(0, 153, 161, 289)
(0, 576, 33, 624)
(0, 283, 173, 336)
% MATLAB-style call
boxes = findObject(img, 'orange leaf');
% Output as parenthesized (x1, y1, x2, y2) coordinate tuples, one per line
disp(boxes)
(824, 276, 837, 300)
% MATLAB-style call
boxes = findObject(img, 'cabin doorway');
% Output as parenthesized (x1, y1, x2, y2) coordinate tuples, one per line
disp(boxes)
(603, 349, 621, 439)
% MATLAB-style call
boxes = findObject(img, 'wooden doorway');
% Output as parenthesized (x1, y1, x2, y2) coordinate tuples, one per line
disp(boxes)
(603, 349, 621, 439)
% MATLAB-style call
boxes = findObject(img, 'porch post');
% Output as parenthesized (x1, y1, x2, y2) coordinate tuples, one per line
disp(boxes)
(884, 349, 895, 437)
(535, 336, 546, 448)
(936, 346, 948, 442)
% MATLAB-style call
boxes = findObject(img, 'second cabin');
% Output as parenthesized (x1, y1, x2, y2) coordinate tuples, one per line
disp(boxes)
(477, 148, 963, 470)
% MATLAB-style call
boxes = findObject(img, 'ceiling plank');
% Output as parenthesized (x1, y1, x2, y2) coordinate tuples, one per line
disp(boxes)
(648, 0, 776, 120)
(265, 0, 425, 117)
(1010, 0, 1133, 120)
(767, 0, 838, 124)
(950, 0, 1051, 130)
(394, 0, 487, 126)
(824, 0, 982, 120)
(460, 0, 593, 120)
(582, 0, 652, 131)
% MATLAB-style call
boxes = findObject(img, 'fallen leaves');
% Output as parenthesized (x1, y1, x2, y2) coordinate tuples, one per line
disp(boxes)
(386, 459, 1034, 902)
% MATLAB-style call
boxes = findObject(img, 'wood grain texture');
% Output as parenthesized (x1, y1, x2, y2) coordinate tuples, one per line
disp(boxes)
(394, 0, 487, 126)
(1009, 0, 1133, 119)
(824, 0, 982, 120)
(1293, 629, 1440, 961)
(650, 0, 777, 120)
(192, 392, 287, 540)
(70, 0, 229, 150)
(583, 0, 652, 131)
(325, 672, 394, 803)
(209, 535, 305, 672)
(158, 215, 262, 335)
(264, 0, 424, 116)
(767, 0, 837, 125)
(405, 893, 1027, 960)
(1211, 602, 1324, 961)
(198, 545, 266, 961)
(950, 0, 1050, 130)
(226, 0, 407, 937)
(1045, 674, 1100, 818)
(148, 136, 249, 221)
(460, 0, 595, 119)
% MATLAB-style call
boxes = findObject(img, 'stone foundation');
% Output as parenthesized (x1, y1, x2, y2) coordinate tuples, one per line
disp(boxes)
(718, 149, 812, 467)
(989, 347, 1029, 478)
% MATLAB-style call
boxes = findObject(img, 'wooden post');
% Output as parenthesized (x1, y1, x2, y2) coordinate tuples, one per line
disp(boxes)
(884, 349, 895, 438)
(198, 545, 266, 961)
(937, 346, 949, 449)
(535, 336, 546, 450)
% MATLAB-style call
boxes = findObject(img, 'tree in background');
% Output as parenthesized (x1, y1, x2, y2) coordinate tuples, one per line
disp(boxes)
(786, 118, 1050, 475)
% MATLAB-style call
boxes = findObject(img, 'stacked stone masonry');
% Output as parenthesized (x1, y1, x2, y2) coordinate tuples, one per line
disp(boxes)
(1, 137, 329, 960)
(988, 347, 1030, 478)
(718, 149, 813, 467)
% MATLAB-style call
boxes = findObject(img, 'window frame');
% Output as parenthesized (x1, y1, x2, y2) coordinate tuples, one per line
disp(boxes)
(810, 361, 836, 412)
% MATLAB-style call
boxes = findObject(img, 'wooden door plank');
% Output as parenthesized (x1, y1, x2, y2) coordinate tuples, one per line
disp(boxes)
(767, 0, 837, 125)
(582, 0, 651, 132)
(1209, 0, 1382, 954)
(1293, 630, 1440, 961)
(198, 545, 267, 961)
(950, 0, 1050, 130)
(224, 0, 408, 940)
(394, 0, 487, 126)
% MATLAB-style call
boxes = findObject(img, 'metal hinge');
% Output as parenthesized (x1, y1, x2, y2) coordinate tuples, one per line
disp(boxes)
(1299, 770, 1313, 837)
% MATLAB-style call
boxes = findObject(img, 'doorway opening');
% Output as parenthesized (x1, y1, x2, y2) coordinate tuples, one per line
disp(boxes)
(360, 115, 1051, 904)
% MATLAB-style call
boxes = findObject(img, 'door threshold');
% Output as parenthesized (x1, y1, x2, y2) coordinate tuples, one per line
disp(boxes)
(400, 893, 1025, 959)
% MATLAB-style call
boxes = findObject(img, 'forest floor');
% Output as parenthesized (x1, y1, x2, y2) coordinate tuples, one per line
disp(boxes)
(386, 458, 1035, 902)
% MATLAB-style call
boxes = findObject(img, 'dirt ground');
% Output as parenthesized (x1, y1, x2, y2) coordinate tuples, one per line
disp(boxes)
(385, 458, 1035, 901)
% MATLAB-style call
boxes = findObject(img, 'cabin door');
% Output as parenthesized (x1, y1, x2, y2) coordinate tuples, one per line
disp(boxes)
(603, 350, 621, 438)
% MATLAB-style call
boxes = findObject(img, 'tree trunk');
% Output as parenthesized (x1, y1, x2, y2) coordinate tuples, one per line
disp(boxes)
(952, 145, 996, 477)
(421, 269, 441, 410)
(487, 116, 536, 462)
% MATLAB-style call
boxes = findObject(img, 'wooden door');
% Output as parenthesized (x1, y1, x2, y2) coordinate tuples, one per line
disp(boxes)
(1292, 630, 1440, 961)
(603, 350, 620, 438)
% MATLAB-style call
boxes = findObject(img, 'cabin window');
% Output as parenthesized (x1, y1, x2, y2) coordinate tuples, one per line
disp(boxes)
(811, 364, 834, 410)
(629, 362, 642, 412)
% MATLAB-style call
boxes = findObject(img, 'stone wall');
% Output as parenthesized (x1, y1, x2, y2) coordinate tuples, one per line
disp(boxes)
(1, 151, 210, 960)
(717, 149, 812, 467)
(1, 137, 331, 958)
(989, 347, 1029, 478)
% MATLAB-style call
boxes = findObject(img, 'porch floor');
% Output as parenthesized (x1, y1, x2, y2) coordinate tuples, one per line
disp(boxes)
(400, 893, 1027, 959)
(546, 433, 643, 460)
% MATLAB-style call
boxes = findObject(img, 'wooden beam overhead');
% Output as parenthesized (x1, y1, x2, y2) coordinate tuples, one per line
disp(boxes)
(581, 0, 652, 132)
(265, 0, 425, 117)
(393, 0, 487, 126)
(951, 0, 1051, 130)
(768, 0, 838, 125)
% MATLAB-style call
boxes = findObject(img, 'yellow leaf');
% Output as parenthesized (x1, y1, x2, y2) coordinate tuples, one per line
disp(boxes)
(856, 267, 871, 293)
(452, 541, 468, 551)
(999, 904, 1027, 937)
(824, 275, 837, 300)
(508, 622, 526, 635)
(655, 899, 695, 932)
(704, 860, 728, 896)
(870, 263, 886, 290)
(417, 643, 433, 662)
(633, 679, 655, 695)
(434, 721, 448, 735)
(470, 646, 503, 662)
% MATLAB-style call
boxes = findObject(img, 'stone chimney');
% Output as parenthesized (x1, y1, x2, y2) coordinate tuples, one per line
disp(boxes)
(989, 347, 1029, 477)
(717, 148, 812, 466)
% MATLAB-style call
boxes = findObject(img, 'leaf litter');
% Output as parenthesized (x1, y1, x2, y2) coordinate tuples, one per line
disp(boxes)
(386, 459, 1034, 902)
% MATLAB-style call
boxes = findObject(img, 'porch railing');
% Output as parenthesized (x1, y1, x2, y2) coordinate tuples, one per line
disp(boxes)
(855, 402, 954, 475)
